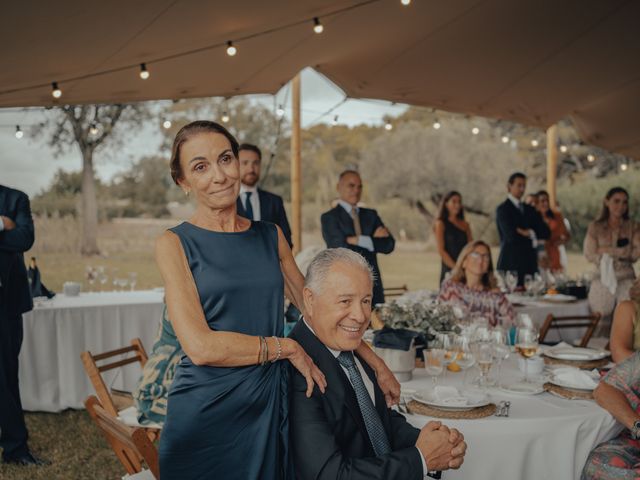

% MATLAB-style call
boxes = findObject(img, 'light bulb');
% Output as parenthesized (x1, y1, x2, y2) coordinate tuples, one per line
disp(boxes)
(332, 115, 339, 126)
(226, 41, 237, 56)
(52, 82, 62, 98)
(221, 111, 230, 123)
(621, 163, 628, 171)
(433, 120, 441, 130)
(313, 17, 324, 34)
(384, 122, 393, 131)
(15, 126, 23, 139)
(276, 105, 285, 117)
(501, 135, 509, 143)
(401, 0, 411, 5)
(559, 145, 568, 153)
(531, 139, 539, 147)
(139, 63, 150, 80)
(587, 154, 595, 162)
(163, 120, 172, 129)
(89, 123, 98, 135)
(471, 127, 479, 135)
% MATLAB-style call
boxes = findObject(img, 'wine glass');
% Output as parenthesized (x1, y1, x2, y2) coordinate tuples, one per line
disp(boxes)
(85, 266, 96, 292)
(453, 334, 475, 371)
(99, 273, 108, 292)
(490, 327, 511, 386)
(423, 349, 444, 387)
(119, 278, 129, 291)
(472, 342, 494, 389)
(433, 332, 456, 378)
(524, 274, 534, 296)
(515, 327, 539, 383)
(505, 271, 518, 293)
(128, 272, 137, 291)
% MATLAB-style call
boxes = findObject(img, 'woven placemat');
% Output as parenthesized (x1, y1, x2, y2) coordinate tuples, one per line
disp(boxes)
(407, 400, 497, 419)
(543, 355, 609, 370)
(543, 382, 593, 400)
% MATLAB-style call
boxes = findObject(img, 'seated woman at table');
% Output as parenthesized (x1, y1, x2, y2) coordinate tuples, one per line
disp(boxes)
(439, 240, 516, 327)
(609, 279, 640, 363)
(581, 352, 640, 480)
(133, 305, 182, 426)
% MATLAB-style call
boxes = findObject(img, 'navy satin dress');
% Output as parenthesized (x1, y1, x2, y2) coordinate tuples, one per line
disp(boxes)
(440, 219, 469, 284)
(159, 221, 293, 479)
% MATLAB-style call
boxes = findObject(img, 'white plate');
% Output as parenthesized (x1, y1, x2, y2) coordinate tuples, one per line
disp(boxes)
(548, 376, 597, 391)
(541, 293, 577, 303)
(412, 389, 490, 411)
(544, 347, 609, 361)
(499, 382, 544, 396)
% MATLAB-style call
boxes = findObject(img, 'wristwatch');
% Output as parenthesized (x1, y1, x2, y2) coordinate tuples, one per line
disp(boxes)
(631, 420, 640, 440)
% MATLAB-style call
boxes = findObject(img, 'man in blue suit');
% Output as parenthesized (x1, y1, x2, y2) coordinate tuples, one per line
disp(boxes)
(0, 184, 47, 466)
(321, 170, 395, 306)
(235, 143, 293, 247)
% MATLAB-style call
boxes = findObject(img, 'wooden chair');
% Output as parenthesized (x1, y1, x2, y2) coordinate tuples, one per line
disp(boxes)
(383, 284, 409, 299)
(539, 313, 602, 348)
(81, 338, 148, 417)
(85, 395, 159, 479)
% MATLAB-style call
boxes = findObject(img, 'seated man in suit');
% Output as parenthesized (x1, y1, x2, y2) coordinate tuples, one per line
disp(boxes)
(321, 170, 394, 306)
(496, 172, 550, 286)
(236, 143, 293, 247)
(289, 248, 467, 480)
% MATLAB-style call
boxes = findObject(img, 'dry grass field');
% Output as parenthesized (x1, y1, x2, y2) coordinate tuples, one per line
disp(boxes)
(3, 217, 595, 479)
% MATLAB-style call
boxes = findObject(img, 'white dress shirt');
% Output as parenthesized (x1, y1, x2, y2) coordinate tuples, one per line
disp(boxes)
(302, 319, 430, 477)
(239, 184, 261, 221)
(337, 200, 374, 252)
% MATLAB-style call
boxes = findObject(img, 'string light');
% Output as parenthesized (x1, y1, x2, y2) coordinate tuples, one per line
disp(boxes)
(433, 120, 441, 130)
(621, 163, 628, 171)
(221, 111, 230, 123)
(163, 119, 172, 129)
(384, 121, 393, 131)
(313, 17, 324, 34)
(226, 41, 237, 56)
(276, 105, 285, 117)
(471, 127, 479, 135)
(15, 125, 23, 139)
(139, 63, 150, 80)
(51, 82, 62, 98)
(89, 123, 99, 135)
(501, 135, 509, 144)
(332, 115, 339, 126)
(587, 154, 595, 162)
(531, 139, 539, 147)
(401, 0, 411, 5)
(559, 145, 568, 153)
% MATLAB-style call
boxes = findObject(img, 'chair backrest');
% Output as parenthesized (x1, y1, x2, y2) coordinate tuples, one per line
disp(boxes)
(81, 338, 148, 416)
(539, 313, 602, 348)
(85, 395, 159, 479)
(383, 284, 409, 299)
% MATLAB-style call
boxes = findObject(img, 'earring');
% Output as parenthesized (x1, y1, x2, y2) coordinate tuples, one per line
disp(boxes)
(184, 190, 190, 196)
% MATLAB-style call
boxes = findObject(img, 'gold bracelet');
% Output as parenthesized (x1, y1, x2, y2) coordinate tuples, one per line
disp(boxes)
(271, 336, 282, 363)
(258, 336, 264, 365)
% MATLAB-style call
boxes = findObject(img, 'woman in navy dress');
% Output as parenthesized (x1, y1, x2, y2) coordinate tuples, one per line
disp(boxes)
(434, 191, 472, 284)
(156, 121, 400, 479)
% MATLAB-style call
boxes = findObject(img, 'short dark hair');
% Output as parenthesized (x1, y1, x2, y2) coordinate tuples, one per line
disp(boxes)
(508, 172, 527, 185)
(169, 121, 239, 185)
(338, 169, 360, 181)
(238, 143, 262, 160)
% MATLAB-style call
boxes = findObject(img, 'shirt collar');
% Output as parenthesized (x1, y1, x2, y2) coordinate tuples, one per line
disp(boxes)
(507, 193, 521, 208)
(303, 317, 343, 359)
(338, 199, 357, 214)
(240, 184, 258, 194)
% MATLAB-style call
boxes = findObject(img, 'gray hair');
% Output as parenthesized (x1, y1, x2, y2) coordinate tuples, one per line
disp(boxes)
(304, 248, 375, 293)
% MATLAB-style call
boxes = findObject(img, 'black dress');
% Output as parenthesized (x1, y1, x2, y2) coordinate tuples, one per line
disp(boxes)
(440, 219, 468, 284)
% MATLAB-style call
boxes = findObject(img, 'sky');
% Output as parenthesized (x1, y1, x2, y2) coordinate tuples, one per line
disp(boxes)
(0, 68, 407, 196)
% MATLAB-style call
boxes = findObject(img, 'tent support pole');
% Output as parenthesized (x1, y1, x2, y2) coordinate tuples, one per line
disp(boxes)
(546, 124, 558, 209)
(290, 72, 302, 255)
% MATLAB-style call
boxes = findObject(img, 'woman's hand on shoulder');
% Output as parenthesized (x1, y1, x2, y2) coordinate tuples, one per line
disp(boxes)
(283, 338, 327, 398)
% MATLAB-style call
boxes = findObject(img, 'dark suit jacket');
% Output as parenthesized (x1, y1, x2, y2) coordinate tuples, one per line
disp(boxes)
(0, 185, 35, 316)
(289, 321, 424, 480)
(321, 206, 395, 305)
(236, 188, 292, 247)
(496, 198, 550, 284)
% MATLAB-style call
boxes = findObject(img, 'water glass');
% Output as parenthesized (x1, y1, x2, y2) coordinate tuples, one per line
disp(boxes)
(423, 349, 445, 387)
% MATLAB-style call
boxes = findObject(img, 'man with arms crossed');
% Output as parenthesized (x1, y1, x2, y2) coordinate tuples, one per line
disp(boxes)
(289, 248, 466, 479)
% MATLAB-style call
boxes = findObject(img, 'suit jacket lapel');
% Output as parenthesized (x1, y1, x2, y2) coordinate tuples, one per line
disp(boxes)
(236, 196, 246, 216)
(258, 189, 268, 221)
(335, 205, 357, 236)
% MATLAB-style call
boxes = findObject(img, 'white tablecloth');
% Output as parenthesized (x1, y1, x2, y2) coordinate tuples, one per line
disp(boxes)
(20, 291, 164, 412)
(402, 357, 620, 480)
(512, 296, 591, 344)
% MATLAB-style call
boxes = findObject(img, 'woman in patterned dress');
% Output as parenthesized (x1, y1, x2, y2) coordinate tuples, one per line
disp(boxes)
(438, 240, 516, 327)
(581, 352, 640, 479)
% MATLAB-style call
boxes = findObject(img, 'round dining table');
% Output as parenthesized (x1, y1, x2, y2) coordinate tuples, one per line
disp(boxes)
(401, 355, 621, 480)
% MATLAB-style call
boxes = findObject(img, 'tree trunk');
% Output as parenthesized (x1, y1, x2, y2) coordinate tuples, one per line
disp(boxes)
(80, 147, 100, 255)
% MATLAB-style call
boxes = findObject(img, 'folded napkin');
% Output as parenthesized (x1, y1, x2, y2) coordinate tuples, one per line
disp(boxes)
(544, 341, 573, 354)
(553, 367, 598, 389)
(600, 254, 617, 295)
(373, 327, 421, 351)
(433, 386, 469, 406)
